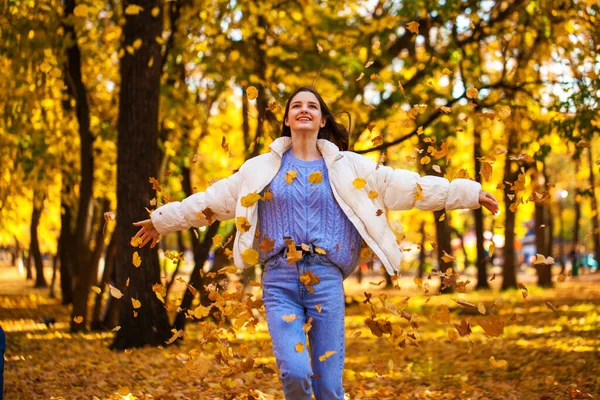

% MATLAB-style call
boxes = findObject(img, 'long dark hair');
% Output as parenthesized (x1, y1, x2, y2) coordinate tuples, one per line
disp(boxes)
(281, 87, 350, 151)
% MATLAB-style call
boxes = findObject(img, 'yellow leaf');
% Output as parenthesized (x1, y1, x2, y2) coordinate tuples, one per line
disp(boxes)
(413, 276, 423, 288)
(118, 386, 131, 396)
(132, 39, 142, 49)
(192, 306, 209, 319)
(132, 251, 142, 267)
(498, 106, 511, 119)
(406, 21, 420, 34)
(308, 171, 323, 184)
(356, 72, 364, 81)
(282, 314, 299, 322)
(246, 86, 259, 100)
(478, 303, 487, 315)
(73, 4, 89, 17)
(489, 243, 495, 257)
(73, 316, 83, 324)
(236, 217, 252, 232)
(353, 178, 366, 189)
(316, 43, 323, 53)
(442, 68, 452, 74)
(295, 342, 305, 352)
(212, 233, 222, 246)
(316, 304, 322, 313)
(131, 298, 141, 309)
(285, 170, 298, 184)
(104, 212, 116, 221)
(112, 326, 121, 332)
(466, 87, 479, 99)
(241, 192, 261, 207)
(151, 6, 160, 17)
(147, 57, 154, 67)
(124, 4, 144, 15)
(109, 284, 123, 299)
(261, 187, 273, 201)
(319, 350, 336, 362)
(415, 183, 424, 200)
(438, 213, 446, 222)
(91, 286, 101, 294)
(420, 155, 431, 164)
(489, 356, 508, 368)
(368, 190, 379, 199)
(242, 249, 259, 265)
(447, 328, 458, 343)
(480, 161, 493, 182)
(130, 236, 143, 247)
(314, 247, 326, 255)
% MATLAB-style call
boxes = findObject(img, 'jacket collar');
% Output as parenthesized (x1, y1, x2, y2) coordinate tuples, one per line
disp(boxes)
(269, 136, 343, 166)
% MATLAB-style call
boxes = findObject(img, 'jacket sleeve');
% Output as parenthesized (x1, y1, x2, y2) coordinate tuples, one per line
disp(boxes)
(150, 172, 242, 235)
(374, 164, 482, 211)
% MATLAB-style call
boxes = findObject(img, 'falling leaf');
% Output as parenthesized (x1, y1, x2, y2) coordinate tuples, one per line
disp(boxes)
(300, 270, 320, 293)
(415, 183, 424, 200)
(413, 276, 423, 288)
(149, 177, 162, 191)
(368, 190, 379, 199)
(448, 328, 458, 343)
(118, 387, 131, 396)
(454, 319, 472, 337)
(91, 286, 101, 294)
(557, 273, 566, 282)
(303, 317, 313, 333)
(151, 6, 160, 17)
(72, 4, 89, 17)
(212, 234, 222, 247)
(545, 301, 558, 312)
(131, 298, 141, 309)
(315, 304, 322, 313)
(432, 165, 442, 173)
(192, 306, 209, 319)
(104, 212, 115, 221)
(132, 251, 141, 268)
(261, 187, 273, 201)
(285, 170, 298, 184)
(478, 303, 487, 315)
(308, 171, 323, 184)
(438, 212, 445, 221)
(356, 72, 364, 81)
(316, 43, 323, 53)
(221, 136, 229, 152)
(295, 342, 305, 352)
(406, 21, 420, 34)
(353, 178, 366, 189)
(130, 236, 143, 247)
(398, 81, 405, 96)
(111, 326, 121, 332)
(258, 236, 275, 253)
(489, 356, 508, 368)
(533, 254, 554, 265)
(420, 155, 431, 165)
(124, 4, 144, 15)
(282, 314, 299, 323)
(132, 38, 142, 49)
(236, 217, 252, 232)
(165, 329, 183, 345)
(109, 285, 123, 299)
(454, 299, 477, 309)
(466, 87, 479, 99)
(439, 106, 452, 114)
(480, 161, 493, 182)
(498, 106, 511, 119)
(319, 351, 336, 362)
(479, 314, 505, 337)
(490, 273, 496, 281)
(489, 243, 496, 257)
(241, 249, 259, 265)
(441, 251, 455, 263)
(365, 61, 374, 68)
(246, 86, 258, 100)
(73, 316, 83, 324)
(241, 192, 261, 207)
(314, 247, 326, 255)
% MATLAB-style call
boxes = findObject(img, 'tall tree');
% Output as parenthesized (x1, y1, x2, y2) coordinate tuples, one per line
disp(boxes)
(112, 0, 171, 349)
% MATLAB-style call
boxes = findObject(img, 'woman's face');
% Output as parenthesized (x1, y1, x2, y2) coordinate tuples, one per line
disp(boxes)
(284, 91, 326, 135)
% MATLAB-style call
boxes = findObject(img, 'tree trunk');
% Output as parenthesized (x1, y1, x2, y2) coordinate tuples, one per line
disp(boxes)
(418, 220, 426, 279)
(63, 0, 96, 332)
(501, 132, 518, 290)
(49, 240, 60, 298)
(587, 146, 600, 272)
(435, 210, 454, 293)
(112, 0, 171, 349)
(572, 160, 581, 256)
(31, 195, 47, 288)
(91, 230, 116, 331)
(11, 236, 20, 267)
(534, 167, 553, 288)
(473, 125, 489, 289)
(59, 193, 74, 305)
(25, 251, 33, 280)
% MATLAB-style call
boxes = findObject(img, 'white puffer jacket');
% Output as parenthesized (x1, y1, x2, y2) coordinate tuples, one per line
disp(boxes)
(151, 137, 482, 276)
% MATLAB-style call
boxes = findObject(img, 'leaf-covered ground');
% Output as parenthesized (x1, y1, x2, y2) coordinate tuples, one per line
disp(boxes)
(2, 263, 599, 400)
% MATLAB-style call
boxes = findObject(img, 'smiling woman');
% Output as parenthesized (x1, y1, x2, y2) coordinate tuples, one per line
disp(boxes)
(132, 86, 497, 399)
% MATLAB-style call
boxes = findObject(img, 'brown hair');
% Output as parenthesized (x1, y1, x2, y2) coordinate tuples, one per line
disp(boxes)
(281, 87, 350, 151)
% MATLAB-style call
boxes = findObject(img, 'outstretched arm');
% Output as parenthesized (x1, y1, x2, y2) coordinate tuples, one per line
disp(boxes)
(133, 171, 242, 248)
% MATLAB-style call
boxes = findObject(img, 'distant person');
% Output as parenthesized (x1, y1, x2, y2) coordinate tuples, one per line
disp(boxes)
(132, 87, 499, 399)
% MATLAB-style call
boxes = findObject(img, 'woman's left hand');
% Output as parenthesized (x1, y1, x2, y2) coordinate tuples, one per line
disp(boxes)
(479, 191, 499, 214)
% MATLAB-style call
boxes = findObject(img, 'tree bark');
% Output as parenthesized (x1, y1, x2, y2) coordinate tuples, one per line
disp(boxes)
(534, 166, 553, 288)
(31, 194, 47, 288)
(473, 124, 489, 289)
(418, 220, 426, 279)
(587, 146, 600, 272)
(112, 0, 171, 349)
(501, 131, 518, 290)
(91, 230, 116, 331)
(59, 192, 74, 305)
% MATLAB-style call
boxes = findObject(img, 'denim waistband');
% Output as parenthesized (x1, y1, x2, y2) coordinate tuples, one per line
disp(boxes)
(264, 252, 338, 270)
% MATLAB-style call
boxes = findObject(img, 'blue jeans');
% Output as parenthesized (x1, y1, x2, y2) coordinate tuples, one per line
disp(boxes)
(0, 325, 5, 400)
(262, 254, 345, 400)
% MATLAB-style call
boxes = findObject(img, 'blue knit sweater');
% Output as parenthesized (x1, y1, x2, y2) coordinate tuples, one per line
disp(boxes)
(258, 149, 362, 272)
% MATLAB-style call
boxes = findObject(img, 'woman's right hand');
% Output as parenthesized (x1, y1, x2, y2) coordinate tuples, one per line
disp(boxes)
(133, 219, 160, 248)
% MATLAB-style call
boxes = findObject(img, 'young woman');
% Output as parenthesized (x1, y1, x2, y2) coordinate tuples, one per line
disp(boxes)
(134, 87, 499, 399)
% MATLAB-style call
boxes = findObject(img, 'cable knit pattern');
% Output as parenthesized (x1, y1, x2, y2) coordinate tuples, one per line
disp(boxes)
(258, 150, 362, 275)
